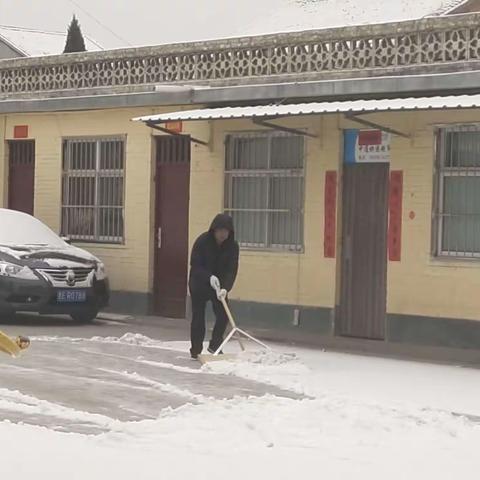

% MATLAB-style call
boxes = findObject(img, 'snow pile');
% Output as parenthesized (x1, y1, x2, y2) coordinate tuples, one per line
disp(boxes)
(30, 334, 84, 343)
(90, 332, 165, 347)
(32, 332, 170, 348)
(233, 350, 299, 366)
(203, 350, 310, 394)
(2, 390, 479, 479)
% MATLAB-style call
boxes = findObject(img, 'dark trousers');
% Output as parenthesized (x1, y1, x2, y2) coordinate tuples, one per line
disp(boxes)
(190, 293, 229, 355)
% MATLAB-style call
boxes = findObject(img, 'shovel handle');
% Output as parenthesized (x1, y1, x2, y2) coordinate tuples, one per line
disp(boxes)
(220, 296, 236, 329)
(220, 296, 246, 351)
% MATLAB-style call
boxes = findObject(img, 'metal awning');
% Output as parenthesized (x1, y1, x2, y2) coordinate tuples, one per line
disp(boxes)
(133, 94, 480, 123)
(133, 94, 480, 144)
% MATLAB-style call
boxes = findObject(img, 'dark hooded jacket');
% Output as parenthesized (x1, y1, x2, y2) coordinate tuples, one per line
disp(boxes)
(189, 214, 239, 297)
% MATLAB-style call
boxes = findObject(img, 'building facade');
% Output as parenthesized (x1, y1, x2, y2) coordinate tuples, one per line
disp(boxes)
(1, 12, 480, 350)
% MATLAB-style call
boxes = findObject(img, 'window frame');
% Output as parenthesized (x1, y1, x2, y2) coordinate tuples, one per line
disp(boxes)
(61, 135, 126, 245)
(434, 125, 480, 259)
(224, 131, 306, 252)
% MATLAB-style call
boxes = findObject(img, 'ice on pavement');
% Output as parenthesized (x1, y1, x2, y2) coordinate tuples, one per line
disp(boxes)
(2, 333, 480, 479)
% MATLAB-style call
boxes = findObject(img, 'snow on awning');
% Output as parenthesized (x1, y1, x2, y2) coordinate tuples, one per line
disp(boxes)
(132, 94, 480, 124)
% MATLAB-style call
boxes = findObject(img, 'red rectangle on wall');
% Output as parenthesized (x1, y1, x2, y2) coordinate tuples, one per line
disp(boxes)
(358, 130, 382, 146)
(388, 171, 403, 261)
(14, 125, 29, 139)
(324, 171, 337, 258)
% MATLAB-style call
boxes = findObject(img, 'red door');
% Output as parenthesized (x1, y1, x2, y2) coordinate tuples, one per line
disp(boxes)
(337, 163, 389, 340)
(8, 140, 35, 215)
(154, 136, 190, 318)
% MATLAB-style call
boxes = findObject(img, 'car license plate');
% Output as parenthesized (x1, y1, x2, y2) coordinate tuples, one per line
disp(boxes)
(57, 290, 87, 303)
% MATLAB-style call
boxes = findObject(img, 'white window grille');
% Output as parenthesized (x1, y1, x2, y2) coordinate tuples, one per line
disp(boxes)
(435, 126, 480, 258)
(224, 132, 305, 251)
(62, 137, 125, 243)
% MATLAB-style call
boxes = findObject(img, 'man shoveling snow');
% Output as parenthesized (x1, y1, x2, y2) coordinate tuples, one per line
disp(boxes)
(188, 214, 239, 359)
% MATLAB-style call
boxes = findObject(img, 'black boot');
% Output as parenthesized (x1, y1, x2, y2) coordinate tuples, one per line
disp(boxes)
(190, 348, 199, 360)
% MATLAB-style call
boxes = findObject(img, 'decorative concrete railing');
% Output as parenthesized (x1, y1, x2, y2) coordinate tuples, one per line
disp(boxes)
(1, 13, 480, 95)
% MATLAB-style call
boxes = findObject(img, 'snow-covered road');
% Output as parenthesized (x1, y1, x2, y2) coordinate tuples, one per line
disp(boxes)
(1, 332, 480, 479)
(0, 334, 299, 433)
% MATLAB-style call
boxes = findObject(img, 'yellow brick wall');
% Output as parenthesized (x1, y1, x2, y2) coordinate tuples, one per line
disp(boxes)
(187, 110, 480, 322)
(186, 116, 339, 308)
(0, 107, 173, 294)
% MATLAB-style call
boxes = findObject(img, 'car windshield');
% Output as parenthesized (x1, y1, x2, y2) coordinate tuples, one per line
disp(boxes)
(0, 209, 66, 248)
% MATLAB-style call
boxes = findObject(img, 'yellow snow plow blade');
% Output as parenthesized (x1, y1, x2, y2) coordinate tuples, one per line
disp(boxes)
(0, 331, 30, 357)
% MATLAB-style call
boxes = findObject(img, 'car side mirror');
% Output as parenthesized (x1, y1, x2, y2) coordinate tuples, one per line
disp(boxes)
(61, 236, 72, 245)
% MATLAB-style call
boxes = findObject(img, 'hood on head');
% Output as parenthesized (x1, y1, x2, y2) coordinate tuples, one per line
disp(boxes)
(209, 213, 235, 240)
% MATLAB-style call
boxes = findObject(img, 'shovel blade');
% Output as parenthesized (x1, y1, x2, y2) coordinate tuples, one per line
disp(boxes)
(197, 353, 237, 365)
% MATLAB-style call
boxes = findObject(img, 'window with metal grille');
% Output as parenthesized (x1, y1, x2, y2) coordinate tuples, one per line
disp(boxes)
(62, 137, 125, 243)
(224, 132, 304, 251)
(435, 126, 480, 258)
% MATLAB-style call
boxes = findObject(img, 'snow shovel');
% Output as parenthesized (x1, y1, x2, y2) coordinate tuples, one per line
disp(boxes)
(198, 292, 271, 364)
(0, 331, 30, 357)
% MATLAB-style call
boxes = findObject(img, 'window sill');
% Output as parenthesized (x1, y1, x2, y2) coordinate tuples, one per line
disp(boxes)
(73, 242, 127, 250)
(240, 248, 304, 256)
(429, 256, 480, 268)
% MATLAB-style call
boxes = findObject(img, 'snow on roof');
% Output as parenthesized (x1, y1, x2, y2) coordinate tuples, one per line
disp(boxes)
(133, 94, 480, 123)
(434, 0, 472, 15)
(244, 0, 473, 38)
(0, 25, 102, 57)
(0, 0, 474, 50)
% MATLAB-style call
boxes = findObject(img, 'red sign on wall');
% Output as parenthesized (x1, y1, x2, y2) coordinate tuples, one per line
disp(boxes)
(165, 121, 183, 133)
(14, 125, 29, 139)
(388, 171, 403, 261)
(324, 171, 337, 258)
(358, 130, 382, 146)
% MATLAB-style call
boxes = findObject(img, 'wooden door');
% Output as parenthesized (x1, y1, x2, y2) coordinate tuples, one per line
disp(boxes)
(8, 140, 35, 215)
(337, 163, 389, 339)
(153, 136, 190, 318)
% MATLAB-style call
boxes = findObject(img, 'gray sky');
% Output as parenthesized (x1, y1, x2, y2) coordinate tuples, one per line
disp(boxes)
(0, 0, 455, 51)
